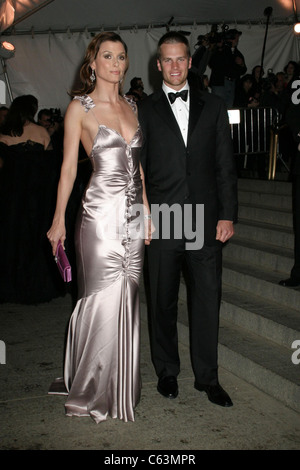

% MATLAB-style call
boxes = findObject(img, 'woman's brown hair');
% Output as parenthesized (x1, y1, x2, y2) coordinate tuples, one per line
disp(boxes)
(71, 31, 128, 96)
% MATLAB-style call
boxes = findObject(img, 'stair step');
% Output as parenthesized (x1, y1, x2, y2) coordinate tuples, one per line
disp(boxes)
(177, 299, 300, 413)
(218, 320, 300, 414)
(223, 259, 300, 310)
(234, 219, 294, 250)
(221, 284, 299, 348)
(223, 237, 294, 273)
(238, 189, 292, 211)
(238, 178, 292, 196)
(238, 204, 293, 228)
(179, 279, 299, 349)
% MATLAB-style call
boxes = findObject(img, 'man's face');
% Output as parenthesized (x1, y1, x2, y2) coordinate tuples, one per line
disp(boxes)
(39, 114, 51, 129)
(276, 74, 285, 91)
(230, 34, 239, 47)
(157, 42, 191, 91)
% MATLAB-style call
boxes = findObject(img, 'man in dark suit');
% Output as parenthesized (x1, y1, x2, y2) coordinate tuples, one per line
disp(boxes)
(138, 32, 238, 407)
(279, 99, 300, 287)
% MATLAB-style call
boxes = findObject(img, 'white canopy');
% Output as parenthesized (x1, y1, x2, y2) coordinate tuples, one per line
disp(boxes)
(0, 0, 299, 110)
(0, 0, 298, 33)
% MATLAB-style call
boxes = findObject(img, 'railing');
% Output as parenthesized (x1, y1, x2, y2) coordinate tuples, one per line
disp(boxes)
(229, 107, 280, 180)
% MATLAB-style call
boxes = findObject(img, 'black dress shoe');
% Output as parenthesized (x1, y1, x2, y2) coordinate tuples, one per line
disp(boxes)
(157, 376, 178, 399)
(279, 278, 300, 287)
(195, 382, 233, 407)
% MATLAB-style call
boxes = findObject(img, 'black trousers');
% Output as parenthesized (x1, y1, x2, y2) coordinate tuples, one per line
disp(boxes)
(146, 239, 222, 385)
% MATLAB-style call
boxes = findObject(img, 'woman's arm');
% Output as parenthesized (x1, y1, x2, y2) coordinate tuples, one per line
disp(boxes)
(47, 101, 82, 255)
(140, 163, 154, 245)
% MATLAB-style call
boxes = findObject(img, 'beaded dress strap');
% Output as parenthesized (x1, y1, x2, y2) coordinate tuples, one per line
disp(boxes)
(73, 94, 95, 113)
(124, 95, 137, 114)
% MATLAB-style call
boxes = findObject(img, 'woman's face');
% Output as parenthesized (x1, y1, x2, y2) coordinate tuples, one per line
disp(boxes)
(243, 79, 252, 92)
(254, 67, 262, 80)
(286, 62, 295, 76)
(91, 40, 128, 85)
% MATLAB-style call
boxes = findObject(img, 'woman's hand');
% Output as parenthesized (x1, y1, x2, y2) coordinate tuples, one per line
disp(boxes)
(47, 220, 66, 256)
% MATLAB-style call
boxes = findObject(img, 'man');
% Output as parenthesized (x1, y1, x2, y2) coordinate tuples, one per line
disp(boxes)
(209, 29, 246, 108)
(38, 108, 52, 131)
(126, 77, 148, 101)
(279, 98, 300, 287)
(138, 32, 238, 407)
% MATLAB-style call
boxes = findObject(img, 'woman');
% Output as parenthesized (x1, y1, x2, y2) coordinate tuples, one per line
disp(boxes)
(251, 65, 264, 101)
(0, 95, 50, 150)
(233, 74, 259, 108)
(47, 32, 151, 423)
(284, 60, 299, 88)
(0, 95, 63, 304)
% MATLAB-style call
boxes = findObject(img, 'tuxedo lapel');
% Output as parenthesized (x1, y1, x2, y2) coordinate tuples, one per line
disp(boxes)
(152, 91, 185, 145)
(187, 88, 205, 142)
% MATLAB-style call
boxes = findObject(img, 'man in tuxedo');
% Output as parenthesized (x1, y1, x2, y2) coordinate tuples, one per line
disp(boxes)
(138, 31, 238, 407)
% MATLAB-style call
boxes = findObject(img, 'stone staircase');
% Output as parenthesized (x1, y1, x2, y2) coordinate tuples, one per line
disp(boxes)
(178, 178, 300, 413)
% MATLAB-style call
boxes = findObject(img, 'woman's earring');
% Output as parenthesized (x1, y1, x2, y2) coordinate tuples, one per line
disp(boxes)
(90, 69, 95, 82)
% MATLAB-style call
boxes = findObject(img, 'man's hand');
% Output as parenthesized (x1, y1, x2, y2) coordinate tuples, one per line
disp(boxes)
(216, 220, 234, 243)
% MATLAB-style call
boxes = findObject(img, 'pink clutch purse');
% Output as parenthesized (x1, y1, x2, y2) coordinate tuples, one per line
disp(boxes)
(55, 240, 72, 283)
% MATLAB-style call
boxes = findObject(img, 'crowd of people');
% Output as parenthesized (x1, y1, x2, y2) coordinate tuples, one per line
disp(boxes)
(0, 30, 299, 427)
(190, 28, 299, 114)
(190, 29, 299, 179)
(194, 32, 299, 290)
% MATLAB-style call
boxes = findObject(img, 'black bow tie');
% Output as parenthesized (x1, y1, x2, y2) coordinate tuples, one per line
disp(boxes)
(168, 90, 188, 104)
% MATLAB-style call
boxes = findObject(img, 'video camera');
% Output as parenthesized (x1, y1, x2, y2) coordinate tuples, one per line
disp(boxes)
(195, 24, 240, 47)
(49, 108, 63, 124)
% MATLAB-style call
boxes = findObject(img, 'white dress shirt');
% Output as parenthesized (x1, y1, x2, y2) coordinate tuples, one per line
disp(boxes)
(162, 82, 190, 146)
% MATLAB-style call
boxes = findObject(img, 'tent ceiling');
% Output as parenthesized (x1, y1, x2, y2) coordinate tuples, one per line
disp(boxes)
(0, 0, 298, 34)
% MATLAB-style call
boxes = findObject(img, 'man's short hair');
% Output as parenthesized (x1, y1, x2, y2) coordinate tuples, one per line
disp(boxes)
(38, 108, 51, 120)
(130, 77, 142, 88)
(157, 31, 191, 60)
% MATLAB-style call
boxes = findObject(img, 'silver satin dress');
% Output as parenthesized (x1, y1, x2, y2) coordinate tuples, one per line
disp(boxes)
(62, 95, 144, 423)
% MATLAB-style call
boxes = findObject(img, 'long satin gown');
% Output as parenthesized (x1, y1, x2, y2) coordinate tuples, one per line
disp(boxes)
(52, 95, 144, 424)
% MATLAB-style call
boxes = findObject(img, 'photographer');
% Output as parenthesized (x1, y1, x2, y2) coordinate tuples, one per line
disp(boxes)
(209, 28, 247, 108)
(190, 34, 214, 75)
(260, 71, 287, 114)
(187, 33, 215, 90)
(38, 108, 52, 131)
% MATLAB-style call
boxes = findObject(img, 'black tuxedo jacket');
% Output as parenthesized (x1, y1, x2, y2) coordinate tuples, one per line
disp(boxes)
(138, 86, 238, 246)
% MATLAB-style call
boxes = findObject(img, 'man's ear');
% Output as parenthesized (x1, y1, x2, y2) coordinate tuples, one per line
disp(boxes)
(157, 59, 162, 72)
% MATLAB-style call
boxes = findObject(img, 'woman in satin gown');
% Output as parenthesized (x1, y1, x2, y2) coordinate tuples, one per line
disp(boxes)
(47, 32, 152, 424)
